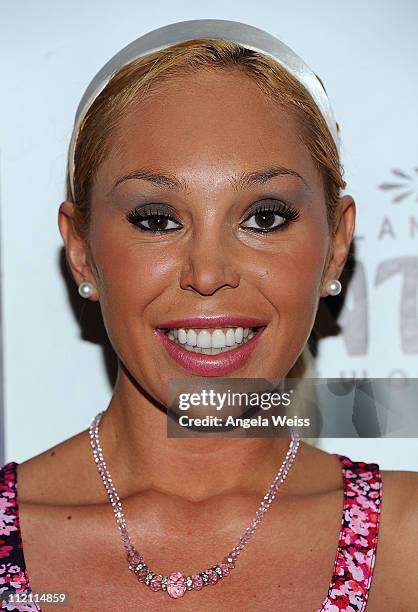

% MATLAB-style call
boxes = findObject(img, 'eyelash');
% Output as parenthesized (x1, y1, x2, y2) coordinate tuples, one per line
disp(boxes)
(125, 200, 300, 234)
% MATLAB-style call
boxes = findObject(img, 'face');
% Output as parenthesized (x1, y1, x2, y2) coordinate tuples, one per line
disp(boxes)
(60, 69, 352, 404)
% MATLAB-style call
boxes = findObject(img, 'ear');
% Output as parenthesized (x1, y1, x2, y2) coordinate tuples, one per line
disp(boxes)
(58, 201, 99, 301)
(320, 194, 356, 298)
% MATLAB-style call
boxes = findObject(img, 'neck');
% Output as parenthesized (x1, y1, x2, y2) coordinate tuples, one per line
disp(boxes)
(98, 367, 301, 503)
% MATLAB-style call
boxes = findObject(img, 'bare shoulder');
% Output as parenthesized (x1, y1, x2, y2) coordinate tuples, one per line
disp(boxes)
(379, 468, 418, 607)
(16, 428, 93, 504)
(380, 467, 418, 518)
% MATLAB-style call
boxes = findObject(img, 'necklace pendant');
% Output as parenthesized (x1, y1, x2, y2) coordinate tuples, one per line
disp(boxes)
(167, 571, 186, 598)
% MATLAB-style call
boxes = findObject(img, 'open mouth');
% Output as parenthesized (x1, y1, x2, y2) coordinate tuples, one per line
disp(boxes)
(159, 326, 265, 355)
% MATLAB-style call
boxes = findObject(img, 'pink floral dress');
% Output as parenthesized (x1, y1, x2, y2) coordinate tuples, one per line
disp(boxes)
(0, 455, 382, 611)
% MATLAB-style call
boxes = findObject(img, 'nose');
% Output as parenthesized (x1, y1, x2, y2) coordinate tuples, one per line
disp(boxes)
(179, 230, 240, 297)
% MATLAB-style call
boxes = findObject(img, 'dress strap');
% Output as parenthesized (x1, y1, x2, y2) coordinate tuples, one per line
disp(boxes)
(0, 461, 40, 611)
(318, 454, 383, 612)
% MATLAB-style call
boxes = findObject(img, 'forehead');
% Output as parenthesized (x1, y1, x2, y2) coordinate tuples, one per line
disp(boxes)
(95, 69, 322, 194)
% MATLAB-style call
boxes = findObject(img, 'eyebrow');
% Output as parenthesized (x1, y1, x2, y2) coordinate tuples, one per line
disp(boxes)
(109, 165, 309, 195)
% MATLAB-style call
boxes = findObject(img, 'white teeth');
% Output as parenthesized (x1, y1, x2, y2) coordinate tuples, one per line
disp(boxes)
(164, 326, 259, 354)
(235, 327, 244, 343)
(186, 329, 197, 346)
(211, 329, 226, 348)
(197, 330, 211, 348)
(225, 329, 235, 346)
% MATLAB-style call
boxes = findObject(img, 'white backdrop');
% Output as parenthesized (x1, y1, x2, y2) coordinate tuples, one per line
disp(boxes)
(1, 0, 417, 468)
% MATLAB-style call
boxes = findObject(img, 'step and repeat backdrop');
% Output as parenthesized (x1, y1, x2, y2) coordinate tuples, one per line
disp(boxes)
(1, 0, 417, 468)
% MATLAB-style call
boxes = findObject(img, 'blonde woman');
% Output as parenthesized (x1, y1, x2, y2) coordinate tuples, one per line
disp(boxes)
(1, 20, 416, 611)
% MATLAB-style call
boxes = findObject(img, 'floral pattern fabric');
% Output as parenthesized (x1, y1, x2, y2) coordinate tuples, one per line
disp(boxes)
(318, 455, 382, 612)
(0, 455, 382, 611)
(0, 462, 38, 611)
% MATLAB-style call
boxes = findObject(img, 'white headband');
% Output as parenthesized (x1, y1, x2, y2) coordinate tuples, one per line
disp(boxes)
(68, 18, 340, 200)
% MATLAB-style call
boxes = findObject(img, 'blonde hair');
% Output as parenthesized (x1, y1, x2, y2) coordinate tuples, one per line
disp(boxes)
(68, 38, 346, 379)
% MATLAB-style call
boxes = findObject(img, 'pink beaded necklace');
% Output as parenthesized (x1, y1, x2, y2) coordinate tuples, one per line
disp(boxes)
(89, 410, 300, 599)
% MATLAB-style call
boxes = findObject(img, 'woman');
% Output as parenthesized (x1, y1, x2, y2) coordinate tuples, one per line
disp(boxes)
(1, 19, 417, 611)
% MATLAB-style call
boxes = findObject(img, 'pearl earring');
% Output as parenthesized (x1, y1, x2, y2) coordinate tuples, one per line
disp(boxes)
(78, 281, 94, 298)
(326, 279, 342, 296)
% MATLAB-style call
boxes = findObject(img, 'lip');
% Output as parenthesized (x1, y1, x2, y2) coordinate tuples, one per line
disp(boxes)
(155, 316, 268, 330)
(155, 326, 266, 376)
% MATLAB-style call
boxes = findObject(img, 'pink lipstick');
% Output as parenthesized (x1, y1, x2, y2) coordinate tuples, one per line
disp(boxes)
(154, 316, 267, 376)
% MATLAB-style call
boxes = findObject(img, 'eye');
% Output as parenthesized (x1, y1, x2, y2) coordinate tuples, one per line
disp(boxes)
(241, 200, 300, 233)
(126, 204, 182, 233)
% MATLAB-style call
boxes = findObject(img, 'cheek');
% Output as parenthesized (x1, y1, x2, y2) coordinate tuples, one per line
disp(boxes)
(248, 225, 328, 316)
(88, 213, 178, 315)
(255, 234, 326, 375)
(267, 244, 324, 305)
